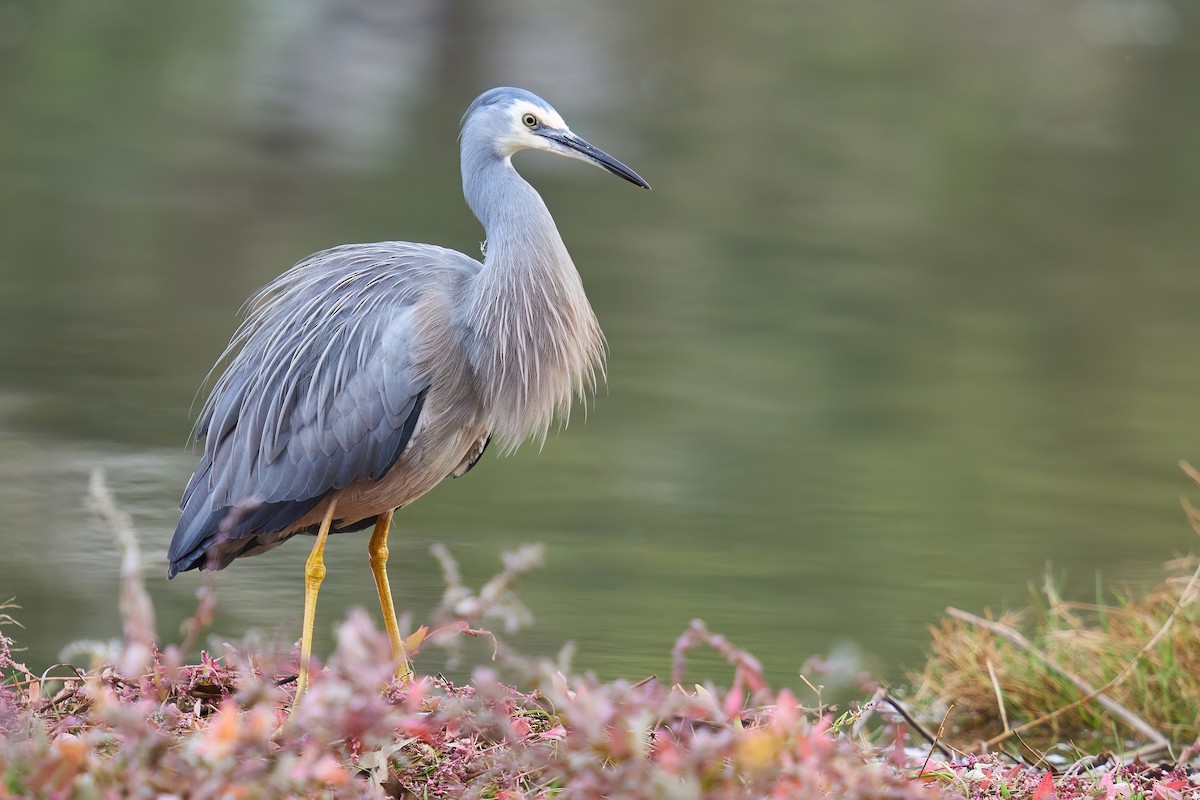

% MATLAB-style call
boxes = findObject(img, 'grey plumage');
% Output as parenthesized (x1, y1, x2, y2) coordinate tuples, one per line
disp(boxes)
(168, 87, 649, 579)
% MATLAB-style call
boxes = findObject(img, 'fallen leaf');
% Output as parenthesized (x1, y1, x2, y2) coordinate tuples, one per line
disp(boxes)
(1032, 772, 1057, 800)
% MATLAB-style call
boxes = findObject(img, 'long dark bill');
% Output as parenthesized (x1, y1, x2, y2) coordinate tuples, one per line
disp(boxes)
(540, 129, 651, 190)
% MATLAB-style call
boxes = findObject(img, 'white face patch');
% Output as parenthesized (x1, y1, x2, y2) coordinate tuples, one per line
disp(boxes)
(496, 100, 570, 156)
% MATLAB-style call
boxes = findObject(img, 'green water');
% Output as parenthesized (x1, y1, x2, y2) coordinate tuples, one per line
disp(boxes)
(2, 0, 1199, 689)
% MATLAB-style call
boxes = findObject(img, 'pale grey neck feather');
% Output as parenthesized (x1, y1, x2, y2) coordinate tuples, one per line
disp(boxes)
(460, 151, 605, 451)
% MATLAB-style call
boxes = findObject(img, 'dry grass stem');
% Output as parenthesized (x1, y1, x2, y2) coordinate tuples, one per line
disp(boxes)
(947, 608, 1169, 750)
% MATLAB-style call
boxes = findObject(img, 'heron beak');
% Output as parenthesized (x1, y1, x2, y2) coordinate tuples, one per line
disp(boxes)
(539, 129, 651, 190)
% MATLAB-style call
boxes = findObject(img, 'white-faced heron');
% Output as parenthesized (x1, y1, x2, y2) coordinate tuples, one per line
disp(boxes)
(167, 87, 649, 698)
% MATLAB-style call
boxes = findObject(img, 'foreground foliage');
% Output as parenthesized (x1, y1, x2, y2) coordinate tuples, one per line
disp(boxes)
(2, 471, 1200, 798)
(918, 754, 1200, 800)
(0, 601, 937, 799)
(1, 475, 932, 798)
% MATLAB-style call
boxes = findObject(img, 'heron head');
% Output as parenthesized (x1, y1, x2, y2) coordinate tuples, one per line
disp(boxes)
(462, 87, 650, 190)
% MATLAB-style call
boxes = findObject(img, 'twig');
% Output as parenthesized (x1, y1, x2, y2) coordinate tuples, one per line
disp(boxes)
(986, 659, 1010, 734)
(918, 705, 953, 777)
(31, 664, 88, 713)
(851, 685, 888, 741)
(1173, 736, 1200, 768)
(1010, 728, 1051, 771)
(880, 690, 954, 759)
(1064, 740, 1170, 775)
(1062, 750, 1111, 777)
(799, 673, 828, 716)
(947, 608, 1170, 750)
(630, 675, 657, 690)
(37, 684, 83, 716)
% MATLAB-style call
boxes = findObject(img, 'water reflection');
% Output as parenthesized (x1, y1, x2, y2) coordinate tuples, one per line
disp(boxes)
(1, 0, 1198, 688)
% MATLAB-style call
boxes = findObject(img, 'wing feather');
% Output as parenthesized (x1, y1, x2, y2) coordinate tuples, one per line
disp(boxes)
(168, 242, 480, 576)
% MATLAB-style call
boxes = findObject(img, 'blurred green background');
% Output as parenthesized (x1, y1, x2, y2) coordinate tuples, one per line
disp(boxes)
(1, 0, 1199, 689)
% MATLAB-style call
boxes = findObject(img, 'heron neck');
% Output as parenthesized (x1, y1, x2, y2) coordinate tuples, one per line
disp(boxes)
(460, 154, 604, 449)
(464, 155, 566, 257)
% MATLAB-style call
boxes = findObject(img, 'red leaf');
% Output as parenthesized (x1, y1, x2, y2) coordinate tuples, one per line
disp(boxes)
(1032, 772, 1057, 800)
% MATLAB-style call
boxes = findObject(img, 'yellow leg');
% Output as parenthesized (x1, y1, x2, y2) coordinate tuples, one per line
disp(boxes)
(294, 499, 338, 702)
(368, 511, 412, 681)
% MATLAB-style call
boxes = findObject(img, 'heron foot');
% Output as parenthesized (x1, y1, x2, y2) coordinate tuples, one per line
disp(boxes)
(368, 512, 413, 682)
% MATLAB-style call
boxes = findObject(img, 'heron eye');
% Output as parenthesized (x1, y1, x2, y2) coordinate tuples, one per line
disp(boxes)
(521, 113, 538, 129)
